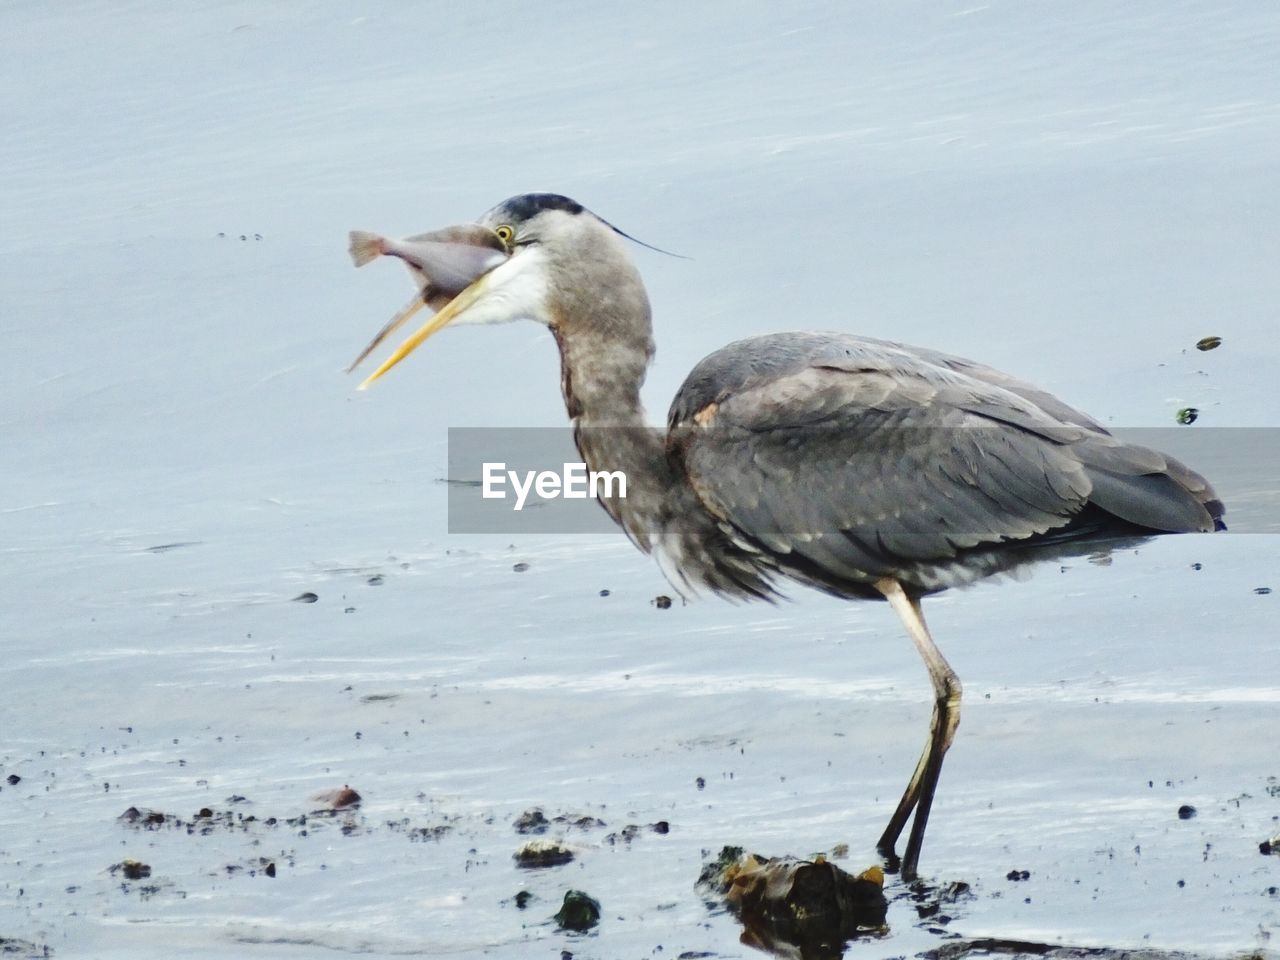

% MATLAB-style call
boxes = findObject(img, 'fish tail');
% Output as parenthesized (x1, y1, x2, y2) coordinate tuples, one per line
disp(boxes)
(348, 231, 385, 267)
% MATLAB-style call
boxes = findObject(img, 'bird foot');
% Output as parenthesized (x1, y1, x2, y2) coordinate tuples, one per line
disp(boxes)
(876, 844, 904, 876)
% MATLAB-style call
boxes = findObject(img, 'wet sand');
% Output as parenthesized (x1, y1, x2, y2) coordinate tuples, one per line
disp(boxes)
(3, 536, 1277, 957)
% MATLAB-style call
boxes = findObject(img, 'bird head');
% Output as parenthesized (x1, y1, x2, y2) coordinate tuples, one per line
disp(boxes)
(350, 193, 652, 389)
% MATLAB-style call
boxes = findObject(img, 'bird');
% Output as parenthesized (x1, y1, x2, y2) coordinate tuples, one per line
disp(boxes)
(347, 193, 1225, 881)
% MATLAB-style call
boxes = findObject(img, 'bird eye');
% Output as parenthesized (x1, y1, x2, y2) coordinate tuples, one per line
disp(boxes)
(494, 224, 516, 246)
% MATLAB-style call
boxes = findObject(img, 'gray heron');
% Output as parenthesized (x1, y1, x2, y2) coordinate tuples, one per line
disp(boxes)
(348, 193, 1224, 881)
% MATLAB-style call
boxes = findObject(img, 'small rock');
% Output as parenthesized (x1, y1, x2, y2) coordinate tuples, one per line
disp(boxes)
(653, 595, 672, 609)
(513, 809, 550, 835)
(913, 879, 972, 923)
(605, 824, 643, 844)
(513, 562, 530, 573)
(119, 807, 168, 828)
(112, 859, 151, 880)
(1006, 869, 1031, 881)
(603, 821, 669, 840)
(1254, 587, 1272, 596)
(554, 814, 606, 830)
(312, 786, 361, 810)
(554, 889, 601, 932)
(1195, 336, 1223, 351)
(1177, 804, 1197, 820)
(514, 889, 534, 909)
(292, 592, 319, 603)
(513, 839, 574, 868)
(6, 774, 20, 786)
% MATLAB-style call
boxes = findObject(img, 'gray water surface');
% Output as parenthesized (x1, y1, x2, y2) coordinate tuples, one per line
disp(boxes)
(2, 3, 1278, 958)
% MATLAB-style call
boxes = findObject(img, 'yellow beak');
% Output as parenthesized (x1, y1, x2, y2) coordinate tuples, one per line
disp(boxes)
(356, 268, 497, 391)
(345, 290, 430, 375)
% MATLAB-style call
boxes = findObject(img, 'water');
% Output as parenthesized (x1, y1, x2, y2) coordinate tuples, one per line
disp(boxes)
(2, 2, 1278, 957)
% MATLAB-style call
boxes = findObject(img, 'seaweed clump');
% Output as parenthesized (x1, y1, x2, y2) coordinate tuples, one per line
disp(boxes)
(697, 845, 887, 955)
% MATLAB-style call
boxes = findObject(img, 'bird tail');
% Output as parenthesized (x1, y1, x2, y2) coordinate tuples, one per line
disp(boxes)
(348, 231, 385, 267)
(1078, 440, 1226, 533)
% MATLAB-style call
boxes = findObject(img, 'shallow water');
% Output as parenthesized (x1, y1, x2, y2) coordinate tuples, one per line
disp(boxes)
(2, 3, 1279, 958)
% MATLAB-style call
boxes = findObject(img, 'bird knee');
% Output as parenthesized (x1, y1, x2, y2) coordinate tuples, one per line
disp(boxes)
(933, 673, 962, 710)
(933, 676, 962, 743)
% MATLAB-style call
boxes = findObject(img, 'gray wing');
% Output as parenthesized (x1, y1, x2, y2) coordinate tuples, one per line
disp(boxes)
(667, 333, 1221, 593)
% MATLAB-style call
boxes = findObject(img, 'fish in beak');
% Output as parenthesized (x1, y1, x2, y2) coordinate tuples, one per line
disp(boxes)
(346, 225, 510, 377)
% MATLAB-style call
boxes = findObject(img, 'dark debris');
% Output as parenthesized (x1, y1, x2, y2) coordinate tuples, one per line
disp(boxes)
(554, 889, 601, 932)
(514, 839, 575, 868)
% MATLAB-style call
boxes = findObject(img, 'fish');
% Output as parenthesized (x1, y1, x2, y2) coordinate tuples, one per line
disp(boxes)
(346, 225, 509, 373)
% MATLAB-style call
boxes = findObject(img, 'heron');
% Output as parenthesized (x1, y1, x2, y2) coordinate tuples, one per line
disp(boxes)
(347, 193, 1225, 881)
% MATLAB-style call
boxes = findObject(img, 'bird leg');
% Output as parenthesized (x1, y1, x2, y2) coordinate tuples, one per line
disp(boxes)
(873, 578, 962, 882)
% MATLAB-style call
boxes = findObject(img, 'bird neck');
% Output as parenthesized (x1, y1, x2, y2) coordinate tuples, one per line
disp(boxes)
(554, 322, 651, 427)
(552, 324, 672, 548)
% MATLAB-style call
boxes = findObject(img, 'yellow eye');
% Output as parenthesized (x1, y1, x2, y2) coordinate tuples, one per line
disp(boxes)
(494, 224, 515, 245)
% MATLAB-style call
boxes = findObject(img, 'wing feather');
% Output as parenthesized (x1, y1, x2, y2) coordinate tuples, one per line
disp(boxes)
(667, 333, 1220, 592)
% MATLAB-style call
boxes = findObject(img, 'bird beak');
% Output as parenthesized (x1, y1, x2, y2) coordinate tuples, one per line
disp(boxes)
(356, 264, 503, 390)
(348, 225, 510, 386)
(345, 289, 437, 375)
